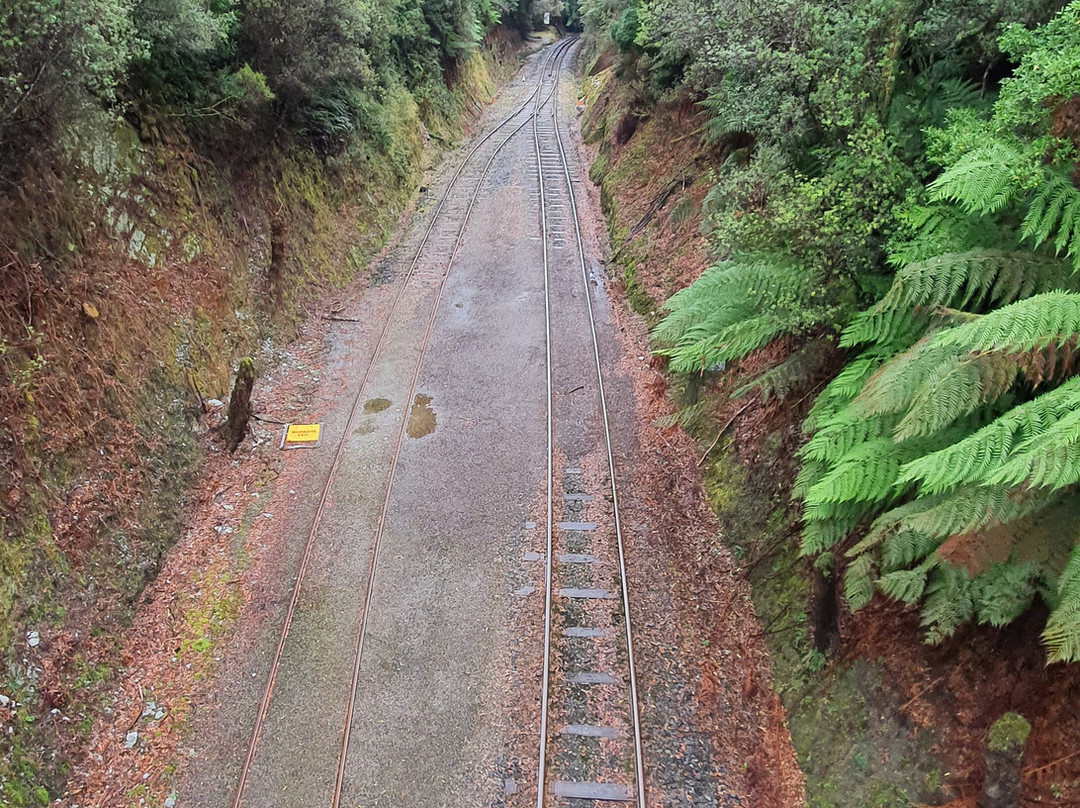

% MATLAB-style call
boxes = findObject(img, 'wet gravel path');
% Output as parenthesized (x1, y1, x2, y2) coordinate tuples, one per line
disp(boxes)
(170, 38, 781, 808)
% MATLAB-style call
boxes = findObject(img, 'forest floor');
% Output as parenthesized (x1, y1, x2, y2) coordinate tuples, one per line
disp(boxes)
(55, 39, 803, 808)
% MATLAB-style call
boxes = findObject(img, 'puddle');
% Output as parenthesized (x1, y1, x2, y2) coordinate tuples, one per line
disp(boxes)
(363, 397, 391, 414)
(352, 420, 375, 436)
(406, 394, 436, 438)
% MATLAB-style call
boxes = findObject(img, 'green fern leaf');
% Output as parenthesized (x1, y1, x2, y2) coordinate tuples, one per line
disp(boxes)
(799, 408, 897, 465)
(731, 338, 832, 401)
(929, 142, 1025, 215)
(844, 555, 876, 611)
(921, 564, 975, 643)
(988, 408, 1080, 491)
(972, 562, 1038, 627)
(842, 250, 1074, 349)
(882, 529, 944, 571)
(936, 291, 1080, 355)
(805, 438, 904, 507)
(1044, 543, 1080, 663)
(878, 559, 936, 604)
(803, 349, 890, 431)
(898, 376, 1080, 495)
(893, 351, 1018, 441)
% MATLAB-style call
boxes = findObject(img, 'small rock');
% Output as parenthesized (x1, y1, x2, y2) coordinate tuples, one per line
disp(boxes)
(125, 730, 139, 748)
(26, 630, 39, 648)
(0, 694, 10, 706)
(164, 792, 178, 808)
(205, 399, 223, 407)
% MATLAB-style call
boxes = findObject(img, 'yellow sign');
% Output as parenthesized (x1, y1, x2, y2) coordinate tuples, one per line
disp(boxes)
(281, 423, 322, 449)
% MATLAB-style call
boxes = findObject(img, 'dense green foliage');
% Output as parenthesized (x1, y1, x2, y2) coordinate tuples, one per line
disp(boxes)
(0, 0, 533, 170)
(632, 0, 1080, 660)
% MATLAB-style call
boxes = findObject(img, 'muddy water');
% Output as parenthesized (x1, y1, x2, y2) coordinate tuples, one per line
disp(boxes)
(405, 393, 436, 438)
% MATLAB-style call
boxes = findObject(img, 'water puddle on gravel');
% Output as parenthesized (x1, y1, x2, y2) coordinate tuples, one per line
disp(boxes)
(363, 397, 391, 414)
(406, 394, 436, 438)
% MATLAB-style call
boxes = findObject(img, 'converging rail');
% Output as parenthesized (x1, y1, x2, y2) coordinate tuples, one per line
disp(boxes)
(532, 39, 647, 808)
(229, 37, 577, 808)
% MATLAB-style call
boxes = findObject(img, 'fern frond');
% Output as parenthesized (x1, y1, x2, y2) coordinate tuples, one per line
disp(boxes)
(972, 561, 1039, 627)
(661, 313, 795, 371)
(882, 529, 945, 571)
(929, 141, 1025, 215)
(803, 348, 890, 431)
(793, 460, 827, 501)
(1022, 170, 1080, 270)
(988, 407, 1080, 491)
(902, 484, 1029, 538)
(731, 338, 832, 401)
(654, 255, 830, 372)
(799, 408, 897, 465)
(1043, 543, 1080, 663)
(805, 438, 904, 507)
(898, 376, 1080, 495)
(799, 502, 866, 555)
(887, 204, 1013, 268)
(893, 351, 1019, 440)
(855, 336, 955, 416)
(936, 291, 1080, 354)
(841, 250, 1074, 349)
(921, 563, 975, 642)
(878, 558, 937, 604)
(844, 554, 876, 611)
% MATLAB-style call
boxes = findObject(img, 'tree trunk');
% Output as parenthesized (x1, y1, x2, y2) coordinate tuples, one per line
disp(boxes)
(978, 712, 1030, 808)
(225, 358, 255, 453)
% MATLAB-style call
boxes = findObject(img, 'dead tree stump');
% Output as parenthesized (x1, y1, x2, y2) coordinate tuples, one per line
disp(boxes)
(979, 712, 1031, 808)
(225, 357, 255, 453)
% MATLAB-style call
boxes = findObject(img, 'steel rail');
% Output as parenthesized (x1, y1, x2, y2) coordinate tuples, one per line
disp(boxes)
(229, 37, 575, 808)
(330, 37, 578, 808)
(532, 36, 557, 808)
(533, 40, 648, 808)
(550, 45, 648, 808)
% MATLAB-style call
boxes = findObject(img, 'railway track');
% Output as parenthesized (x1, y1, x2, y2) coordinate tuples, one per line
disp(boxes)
(228, 37, 577, 808)
(531, 41, 647, 808)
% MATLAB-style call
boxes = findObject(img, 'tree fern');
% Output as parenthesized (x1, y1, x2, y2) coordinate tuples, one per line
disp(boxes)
(936, 291, 1080, 354)
(844, 554, 876, 611)
(1022, 170, 1080, 271)
(987, 408, 1080, 491)
(898, 376, 1080, 495)
(799, 408, 897, 465)
(892, 350, 1017, 441)
(842, 250, 1074, 349)
(1044, 543, 1080, 663)
(972, 561, 1039, 627)
(804, 438, 906, 508)
(928, 141, 1026, 216)
(731, 338, 832, 401)
(803, 348, 890, 431)
(921, 563, 975, 642)
(653, 256, 830, 372)
(878, 559, 936, 605)
(882, 529, 945, 572)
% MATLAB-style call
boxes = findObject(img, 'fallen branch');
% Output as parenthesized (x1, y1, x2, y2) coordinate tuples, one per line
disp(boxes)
(1025, 749, 1080, 777)
(324, 314, 359, 323)
(697, 400, 753, 467)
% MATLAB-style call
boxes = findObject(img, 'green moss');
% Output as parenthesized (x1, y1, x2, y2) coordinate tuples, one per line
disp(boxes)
(988, 712, 1031, 752)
